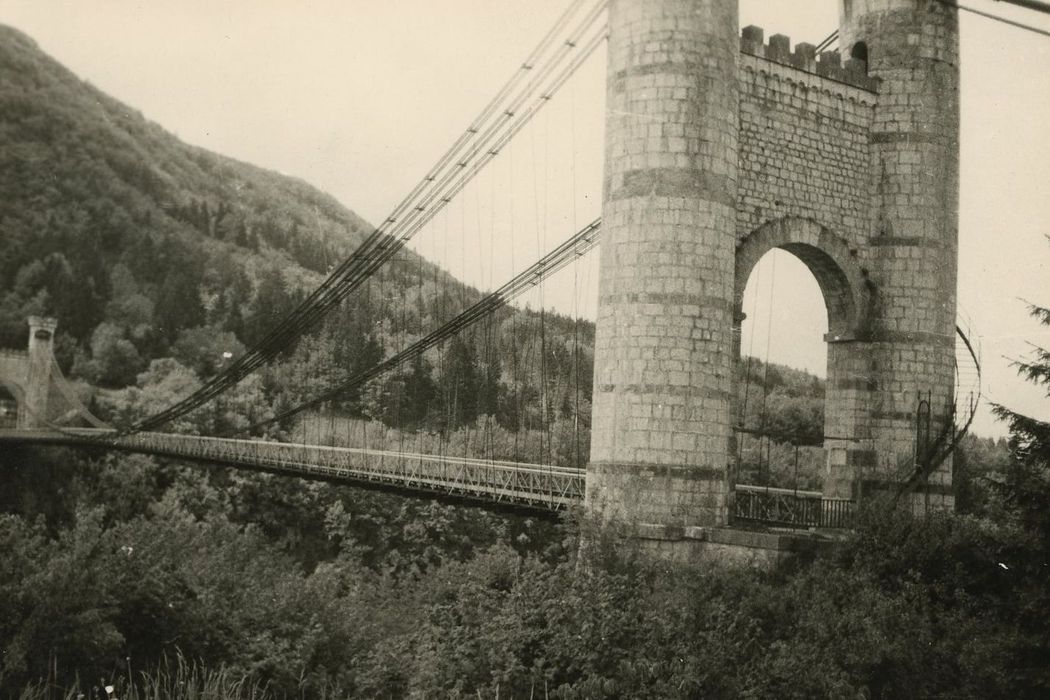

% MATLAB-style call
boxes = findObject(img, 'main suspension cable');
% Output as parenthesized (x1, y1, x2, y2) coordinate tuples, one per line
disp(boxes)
(234, 218, 602, 436)
(123, 1, 609, 436)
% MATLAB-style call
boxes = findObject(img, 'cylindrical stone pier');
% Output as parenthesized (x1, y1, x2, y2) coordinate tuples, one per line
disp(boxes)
(20, 316, 57, 430)
(840, 0, 959, 508)
(586, 0, 739, 528)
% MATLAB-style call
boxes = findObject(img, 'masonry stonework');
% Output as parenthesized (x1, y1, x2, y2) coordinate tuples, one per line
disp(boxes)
(0, 317, 58, 429)
(587, 0, 739, 528)
(840, 0, 959, 510)
(588, 0, 960, 545)
(22, 316, 57, 429)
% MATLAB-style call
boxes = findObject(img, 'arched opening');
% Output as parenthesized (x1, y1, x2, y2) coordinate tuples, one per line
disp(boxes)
(736, 249, 828, 492)
(732, 218, 869, 507)
(0, 386, 17, 429)
(850, 41, 868, 64)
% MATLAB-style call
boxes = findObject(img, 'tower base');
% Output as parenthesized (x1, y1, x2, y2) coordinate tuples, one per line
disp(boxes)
(620, 524, 837, 569)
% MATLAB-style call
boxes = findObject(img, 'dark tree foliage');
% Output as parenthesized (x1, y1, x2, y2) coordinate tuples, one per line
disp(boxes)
(439, 335, 480, 430)
(241, 266, 299, 348)
(985, 299, 1050, 693)
(953, 433, 1012, 514)
(994, 301, 1050, 471)
(402, 354, 438, 429)
(478, 350, 501, 418)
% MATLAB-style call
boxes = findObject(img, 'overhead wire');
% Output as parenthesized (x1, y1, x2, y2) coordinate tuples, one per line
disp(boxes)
(123, 1, 609, 436)
(235, 218, 602, 436)
(934, 0, 1050, 37)
(759, 252, 778, 486)
(995, 0, 1050, 15)
(814, 30, 838, 53)
(569, 70, 583, 469)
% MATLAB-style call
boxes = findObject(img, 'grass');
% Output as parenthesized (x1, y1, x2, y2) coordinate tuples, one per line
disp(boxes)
(16, 654, 272, 700)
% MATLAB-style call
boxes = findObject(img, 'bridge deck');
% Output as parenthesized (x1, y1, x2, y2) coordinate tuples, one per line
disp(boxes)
(1, 429, 855, 526)
(0, 429, 584, 512)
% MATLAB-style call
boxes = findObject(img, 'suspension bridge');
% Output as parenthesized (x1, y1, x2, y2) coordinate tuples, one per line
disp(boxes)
(0, 0, 989, 555)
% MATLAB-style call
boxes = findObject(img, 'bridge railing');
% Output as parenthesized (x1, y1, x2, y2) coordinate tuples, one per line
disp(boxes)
(732, 484, 854, 529)
(4, 428, 868, 525)
(12, 429, 585, 511)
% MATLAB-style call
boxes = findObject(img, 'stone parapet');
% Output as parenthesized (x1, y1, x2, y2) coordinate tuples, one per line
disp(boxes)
(735, 53, 876, 248)
(739, 25, 880, 93)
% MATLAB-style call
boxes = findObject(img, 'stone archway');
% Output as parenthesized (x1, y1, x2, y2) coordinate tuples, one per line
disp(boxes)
(0, 384, 19, 429)
(0, 354, 28, 429)
(733, 217, 874, 499)
(734, 217, 870, 339)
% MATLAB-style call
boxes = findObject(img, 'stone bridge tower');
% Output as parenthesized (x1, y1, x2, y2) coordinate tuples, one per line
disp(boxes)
(22, 316, 58, 429)
(838, 0, 959, 505)
(587, 0, 959, 551)
(0, 316, 58, 429)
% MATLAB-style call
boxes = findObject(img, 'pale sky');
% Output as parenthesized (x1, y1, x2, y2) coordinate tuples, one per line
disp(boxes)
(3, 1, 1049, 437)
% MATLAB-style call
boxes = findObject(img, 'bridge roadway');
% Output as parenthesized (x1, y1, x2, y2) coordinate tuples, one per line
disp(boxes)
(0, 429, 585, 512)
(1, 429, 848, 526)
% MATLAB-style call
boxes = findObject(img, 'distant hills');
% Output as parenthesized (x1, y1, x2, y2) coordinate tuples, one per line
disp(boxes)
(0, 23, 392, 347)
(0, 23, 464, 369)
(0, 24, 592, 443)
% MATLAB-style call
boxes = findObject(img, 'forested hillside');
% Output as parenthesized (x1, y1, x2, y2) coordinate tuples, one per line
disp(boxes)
(0, 23, 593, 450)
(0, 25, 375, 350)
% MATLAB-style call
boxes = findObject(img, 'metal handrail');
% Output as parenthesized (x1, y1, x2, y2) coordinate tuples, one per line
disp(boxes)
(0, 428, 585, 511)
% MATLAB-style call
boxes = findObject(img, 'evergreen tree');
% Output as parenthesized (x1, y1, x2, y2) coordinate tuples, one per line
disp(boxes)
(992, 299, 1050, 529)
(155, 268, 205, 343)
(990, 295, 1050, 691)
(478, 353, 501, 418)
(234, 220, 250, 248)
(995, 301, 1050, 452)
(244, 266, 296, 347)
(439, 335, 479, 430)
(402, 354, 437, 429)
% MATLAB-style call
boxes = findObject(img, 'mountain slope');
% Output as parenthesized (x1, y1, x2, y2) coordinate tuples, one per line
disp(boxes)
(0, 23, 377, 351)
(0, 24, 595, 445)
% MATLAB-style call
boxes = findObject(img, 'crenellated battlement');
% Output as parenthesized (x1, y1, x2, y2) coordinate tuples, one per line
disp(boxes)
(739, 26, 879, 93)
